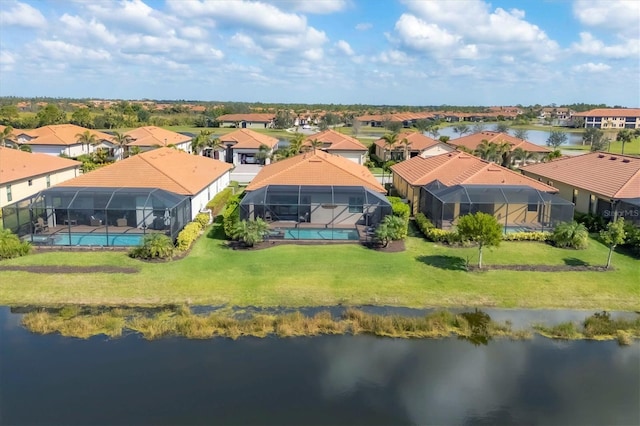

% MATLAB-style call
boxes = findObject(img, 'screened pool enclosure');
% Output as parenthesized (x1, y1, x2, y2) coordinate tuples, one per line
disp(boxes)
(239, 185, 392, 240)
(419, 183, 574, 232)
(2, 187, 191, 246)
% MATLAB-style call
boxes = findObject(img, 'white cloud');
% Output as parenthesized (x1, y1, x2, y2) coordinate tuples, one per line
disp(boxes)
(0, 1, 47, 28)
(60, 14, 118, 44)
(395, 14, 460, 51)
(335, 40, 354, 56)
(86, 0, 174, 36)
(573, 0, 640, 38)
(572, 62, 612, 73)
(374, 49, 415, 65)
(282, 0, 348, 14)
(355, 22, 372, 31)
(572, 32, 640, 59)
(0, 50, 16, 72)
(179, 26, 209, 40)
(33, 40, 112, 62)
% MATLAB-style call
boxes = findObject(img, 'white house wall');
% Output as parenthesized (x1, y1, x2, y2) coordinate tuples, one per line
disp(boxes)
(189, 171, 231, 219)
(329, 151, 366, 164)
(0, 167, 80, 208)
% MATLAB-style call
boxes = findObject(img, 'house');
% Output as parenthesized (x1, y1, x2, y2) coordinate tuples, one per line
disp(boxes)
(390, 151, 572, 231)
(3, 148, 232, 246)
(573, 108, 640, 130)
(216, 114, 275, 129)
(373, 131, 455, 161)
(355, 112, 434, 128)
(125, 126, 192, 153)
(446, 131, 551, 163)
(0, 147, 81, 209)
(303, 129, 368, 164)
(538, 107, 575, 125)
(520, 152, 640, 225)
(240, 151, 391, 239)
(13, 124, 115, 157)
(217, 129, 279, 166)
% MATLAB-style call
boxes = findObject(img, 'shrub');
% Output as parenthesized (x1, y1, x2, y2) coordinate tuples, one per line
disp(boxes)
(551, 221, 589, 249)
(0, 228, 31, 260)
(414, 213, 458, 243)
(206, 187, 234, 216)
(574, 212, 607, 232)
(231, 218, 269, 247)
(129, 233, 174, 260)
(502, 231, 551, 242)
(194, 212, 210, 228)
(621, 221, 640, 256)
(176, 222, 203, 251)
(222, 194, 243, 239)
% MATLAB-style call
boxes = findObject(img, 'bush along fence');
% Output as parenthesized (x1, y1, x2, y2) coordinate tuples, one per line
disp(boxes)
(205, 181, 240, 216)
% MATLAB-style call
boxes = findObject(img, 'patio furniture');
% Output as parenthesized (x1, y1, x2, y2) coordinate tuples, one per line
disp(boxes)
(90, 217, 103, 226)
(116, 218, 128, 227)
(33, 218, 49, 234)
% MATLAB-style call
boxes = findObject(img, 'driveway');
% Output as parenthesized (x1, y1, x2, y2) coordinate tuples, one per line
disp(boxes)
(231, 164, 262, 184)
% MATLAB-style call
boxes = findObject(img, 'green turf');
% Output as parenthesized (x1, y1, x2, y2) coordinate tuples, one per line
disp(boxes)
(1, 222, 638, 310)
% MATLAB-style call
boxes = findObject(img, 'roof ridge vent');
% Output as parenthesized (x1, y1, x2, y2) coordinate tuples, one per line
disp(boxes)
(598, 154, 605, 158)
(610, 156, 617, 160)
(622, 158, 630, 163)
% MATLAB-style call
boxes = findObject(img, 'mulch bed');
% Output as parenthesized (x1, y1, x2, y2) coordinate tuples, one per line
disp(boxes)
(0, 265, 140, 274)
(467, 264, 609, 272)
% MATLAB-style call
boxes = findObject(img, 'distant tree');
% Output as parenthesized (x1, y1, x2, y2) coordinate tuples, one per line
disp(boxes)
(381, 132, 398, 185)
(616, 129, 633, 155)
(600, 218, 626, 269)
(400, 137, 411, 160)
(494, 122, 510, 133)
(36, 104, 66, 126)
(414, 119, 430, 133)
(426, 124, 440, 139)
(386, 121, 403, 133)
(452, 123, 470, 137)
(0, 125, 16, 147)
(191, 129, 211, 155)
(273, 110, 295, 129)
(456, 212, 503, 269)
(438, 135, 450, 144)
(569, 116, 585, 129)
(323, 112, 341, 127)
(19, 144, 32, 152)
(474, 140, 499, 162)
(351, 118, 362, 137)
(111, 131, 132, 158)
(136, 109, 151, 123)
(513, 128, 529, 140)
(0, 105, 20, 125)
(309, 138, 323, 152)
(75, 130, 98, 153)
(70, 108, 93, 128)
(582, 127, 604, 149)
(129, 146, 141, 156)
(546, 131, 568, 149)
(545, 149, 563, 161)
(255, 144, 270, 165)
(288, 133, 305, 156)
(472, 122, 486, 133)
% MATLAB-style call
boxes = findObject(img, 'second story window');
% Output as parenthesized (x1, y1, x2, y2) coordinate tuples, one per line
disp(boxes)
(28, 179, 33, 186)
(46, 175, 51, 188)
(6, 185, 12, 202)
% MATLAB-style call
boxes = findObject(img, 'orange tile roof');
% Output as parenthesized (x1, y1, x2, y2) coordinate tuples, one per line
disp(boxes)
(246, 150, 385, 193)
(521, 152, 640, 199)
(356, 112, 434, 122)
(448, 131, 551, 153)
(219, 129, 279, 149)
(373, 131, 440, 151)
(217, 113, 275, 123)
(391, 151, 557, 192)
(125, 126, 191, 147)
(57, 148, 232, 196)
(0, 147, 81, 184)
(304, 129, 367, 151)
(25, 124, 114, 146)
(574, 108, 640, 118)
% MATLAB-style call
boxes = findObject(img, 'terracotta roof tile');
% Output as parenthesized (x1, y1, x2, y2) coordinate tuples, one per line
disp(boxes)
(125, 126, 191, 147)
(373, 131, 440, 151)
(304, 129, 367, 151)
(521, 152, 640, 199)
(217, 113, 275, 122)
(219, 129, 279, 149)
(24, 124, 114, 146)
(57, 148, 232, 195)
(0, 147, 81, 184)
(391, 151, 557, 192)
(447, 131, 551, 153)
(246, 150, 384, 192)
(574, 108, 640, 117)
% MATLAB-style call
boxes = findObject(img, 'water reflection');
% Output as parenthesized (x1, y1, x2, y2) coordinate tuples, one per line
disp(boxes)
(1, 306, 639, 425)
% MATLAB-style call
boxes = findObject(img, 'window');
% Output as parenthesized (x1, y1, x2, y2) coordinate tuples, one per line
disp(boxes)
(6, 185, 11, 202)
(572, 189, 578, 204)
(527, 203, 538, 212)
(348, 196, 363, 213)
(46, 175, 51, 188)
(28, 179, 33, 186)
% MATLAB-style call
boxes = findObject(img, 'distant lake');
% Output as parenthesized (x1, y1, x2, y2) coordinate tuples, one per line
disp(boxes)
(1, 306, 638, 426)
(435, 127, 584, 146)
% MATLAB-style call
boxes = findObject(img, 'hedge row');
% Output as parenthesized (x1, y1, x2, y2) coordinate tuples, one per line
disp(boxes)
(502, 231, 551, 242)
(206, 181, 240, 216)
(0, 229, 31, 260)
(387, 196, 410, 220)
(175, 213, 212, 252)
(223, 193, 243, 239)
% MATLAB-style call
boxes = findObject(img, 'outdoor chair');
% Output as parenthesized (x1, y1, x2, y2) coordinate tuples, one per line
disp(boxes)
(90, 216, 103, 226)
(35, 217, 49, 233)
(116, 218, 128, 227)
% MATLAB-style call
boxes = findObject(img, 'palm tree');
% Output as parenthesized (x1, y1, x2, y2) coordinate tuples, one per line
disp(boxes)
(191, 129, 211, 156)
(495, 141, 513, 167)
(474, 140, 497, 162)
(111, 130, 132, 159)
(452, 123, 470, 138)
(510, 147, 526, 167)
(309, 138, 323, 152)
(381, 132, 398, 186)
(0, 126, 16, 148)
(288, 133, 305, 156)
(400, 137, 411, 160)
(75, 130, 98, 153)
(255, 144, 270, 165)
(206, 137, 224, 160)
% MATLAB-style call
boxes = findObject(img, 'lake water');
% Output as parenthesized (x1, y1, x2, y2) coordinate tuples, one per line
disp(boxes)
(1, 306, 638, 425)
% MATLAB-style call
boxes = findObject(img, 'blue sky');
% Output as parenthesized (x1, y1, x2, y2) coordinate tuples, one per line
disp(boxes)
(0, 0, 638, 106)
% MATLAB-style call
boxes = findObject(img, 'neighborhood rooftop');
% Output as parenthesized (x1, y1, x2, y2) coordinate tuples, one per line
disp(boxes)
(125, 126, 191, 147)
(373, 131, 440, 151)
(304, 129, 367, 151)
(20, 124, 114, 146)
(219, 129, 279, 149)
(0, 147, 81, 185)
(446, 131, 551, 153)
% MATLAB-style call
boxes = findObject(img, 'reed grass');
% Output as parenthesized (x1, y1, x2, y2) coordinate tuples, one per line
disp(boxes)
(19, 305, 639, 344)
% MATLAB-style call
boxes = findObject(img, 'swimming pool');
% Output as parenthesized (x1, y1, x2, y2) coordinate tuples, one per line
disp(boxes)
(51, 233, 145, 246)
(283, 228, 359, 240)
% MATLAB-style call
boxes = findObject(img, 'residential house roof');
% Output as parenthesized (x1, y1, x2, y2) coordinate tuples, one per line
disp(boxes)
(219, 129, 279, 149)
(447, 131, 551, 153)
(0, 147, 81, 185)
(304, 129, 367, 151)
(574, 108, 640, 118)
(391, 151, 557, 192)
(217, 113, 275, 123)
(520, 152, 640, 199)
(373, 131, 441, 151)
(21, 124, 114, 146)
(57, 147, 232, 196)
(356, 112, 434, 123)
(246, 150, 385, 193)
(125, 126, 191, 147)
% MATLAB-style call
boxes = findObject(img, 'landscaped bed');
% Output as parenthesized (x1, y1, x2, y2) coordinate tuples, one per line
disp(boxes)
(0, 220, 638, 310)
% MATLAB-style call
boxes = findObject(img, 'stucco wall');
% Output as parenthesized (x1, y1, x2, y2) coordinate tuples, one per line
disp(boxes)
(1, 167, 80, 208)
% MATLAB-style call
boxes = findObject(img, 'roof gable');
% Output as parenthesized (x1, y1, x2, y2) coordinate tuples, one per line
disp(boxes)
(374, 131, 441, 151)
(25, 124, 114, 146)
(57, 148, 232, 195)
(304, 129, 367, 151)
(219, 129, 279, 149)
(125, 126, 191, 147)
(246, 150, 384, 192)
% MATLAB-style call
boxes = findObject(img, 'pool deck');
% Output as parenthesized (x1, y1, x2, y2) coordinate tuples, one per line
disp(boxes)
(24, 224, 165, 245)
(267, 222, 374, 243)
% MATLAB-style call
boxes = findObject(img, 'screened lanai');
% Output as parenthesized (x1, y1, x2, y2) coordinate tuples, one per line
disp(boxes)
(2, 187, 191, 247)
(419, 182, 574, 232)
(239, 185, 392, 240)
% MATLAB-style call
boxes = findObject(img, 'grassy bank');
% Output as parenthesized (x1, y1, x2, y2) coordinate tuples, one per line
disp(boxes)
(1, 221, 638, 310)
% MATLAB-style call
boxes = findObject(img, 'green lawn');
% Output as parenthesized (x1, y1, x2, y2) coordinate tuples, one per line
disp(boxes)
(562, 138, 640, 156)
(1, 223, 638, 310)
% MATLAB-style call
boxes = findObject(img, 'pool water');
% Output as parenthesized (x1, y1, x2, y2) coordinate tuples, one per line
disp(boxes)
(52, 233, 144, 246)
(284, 228, 359, 240)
